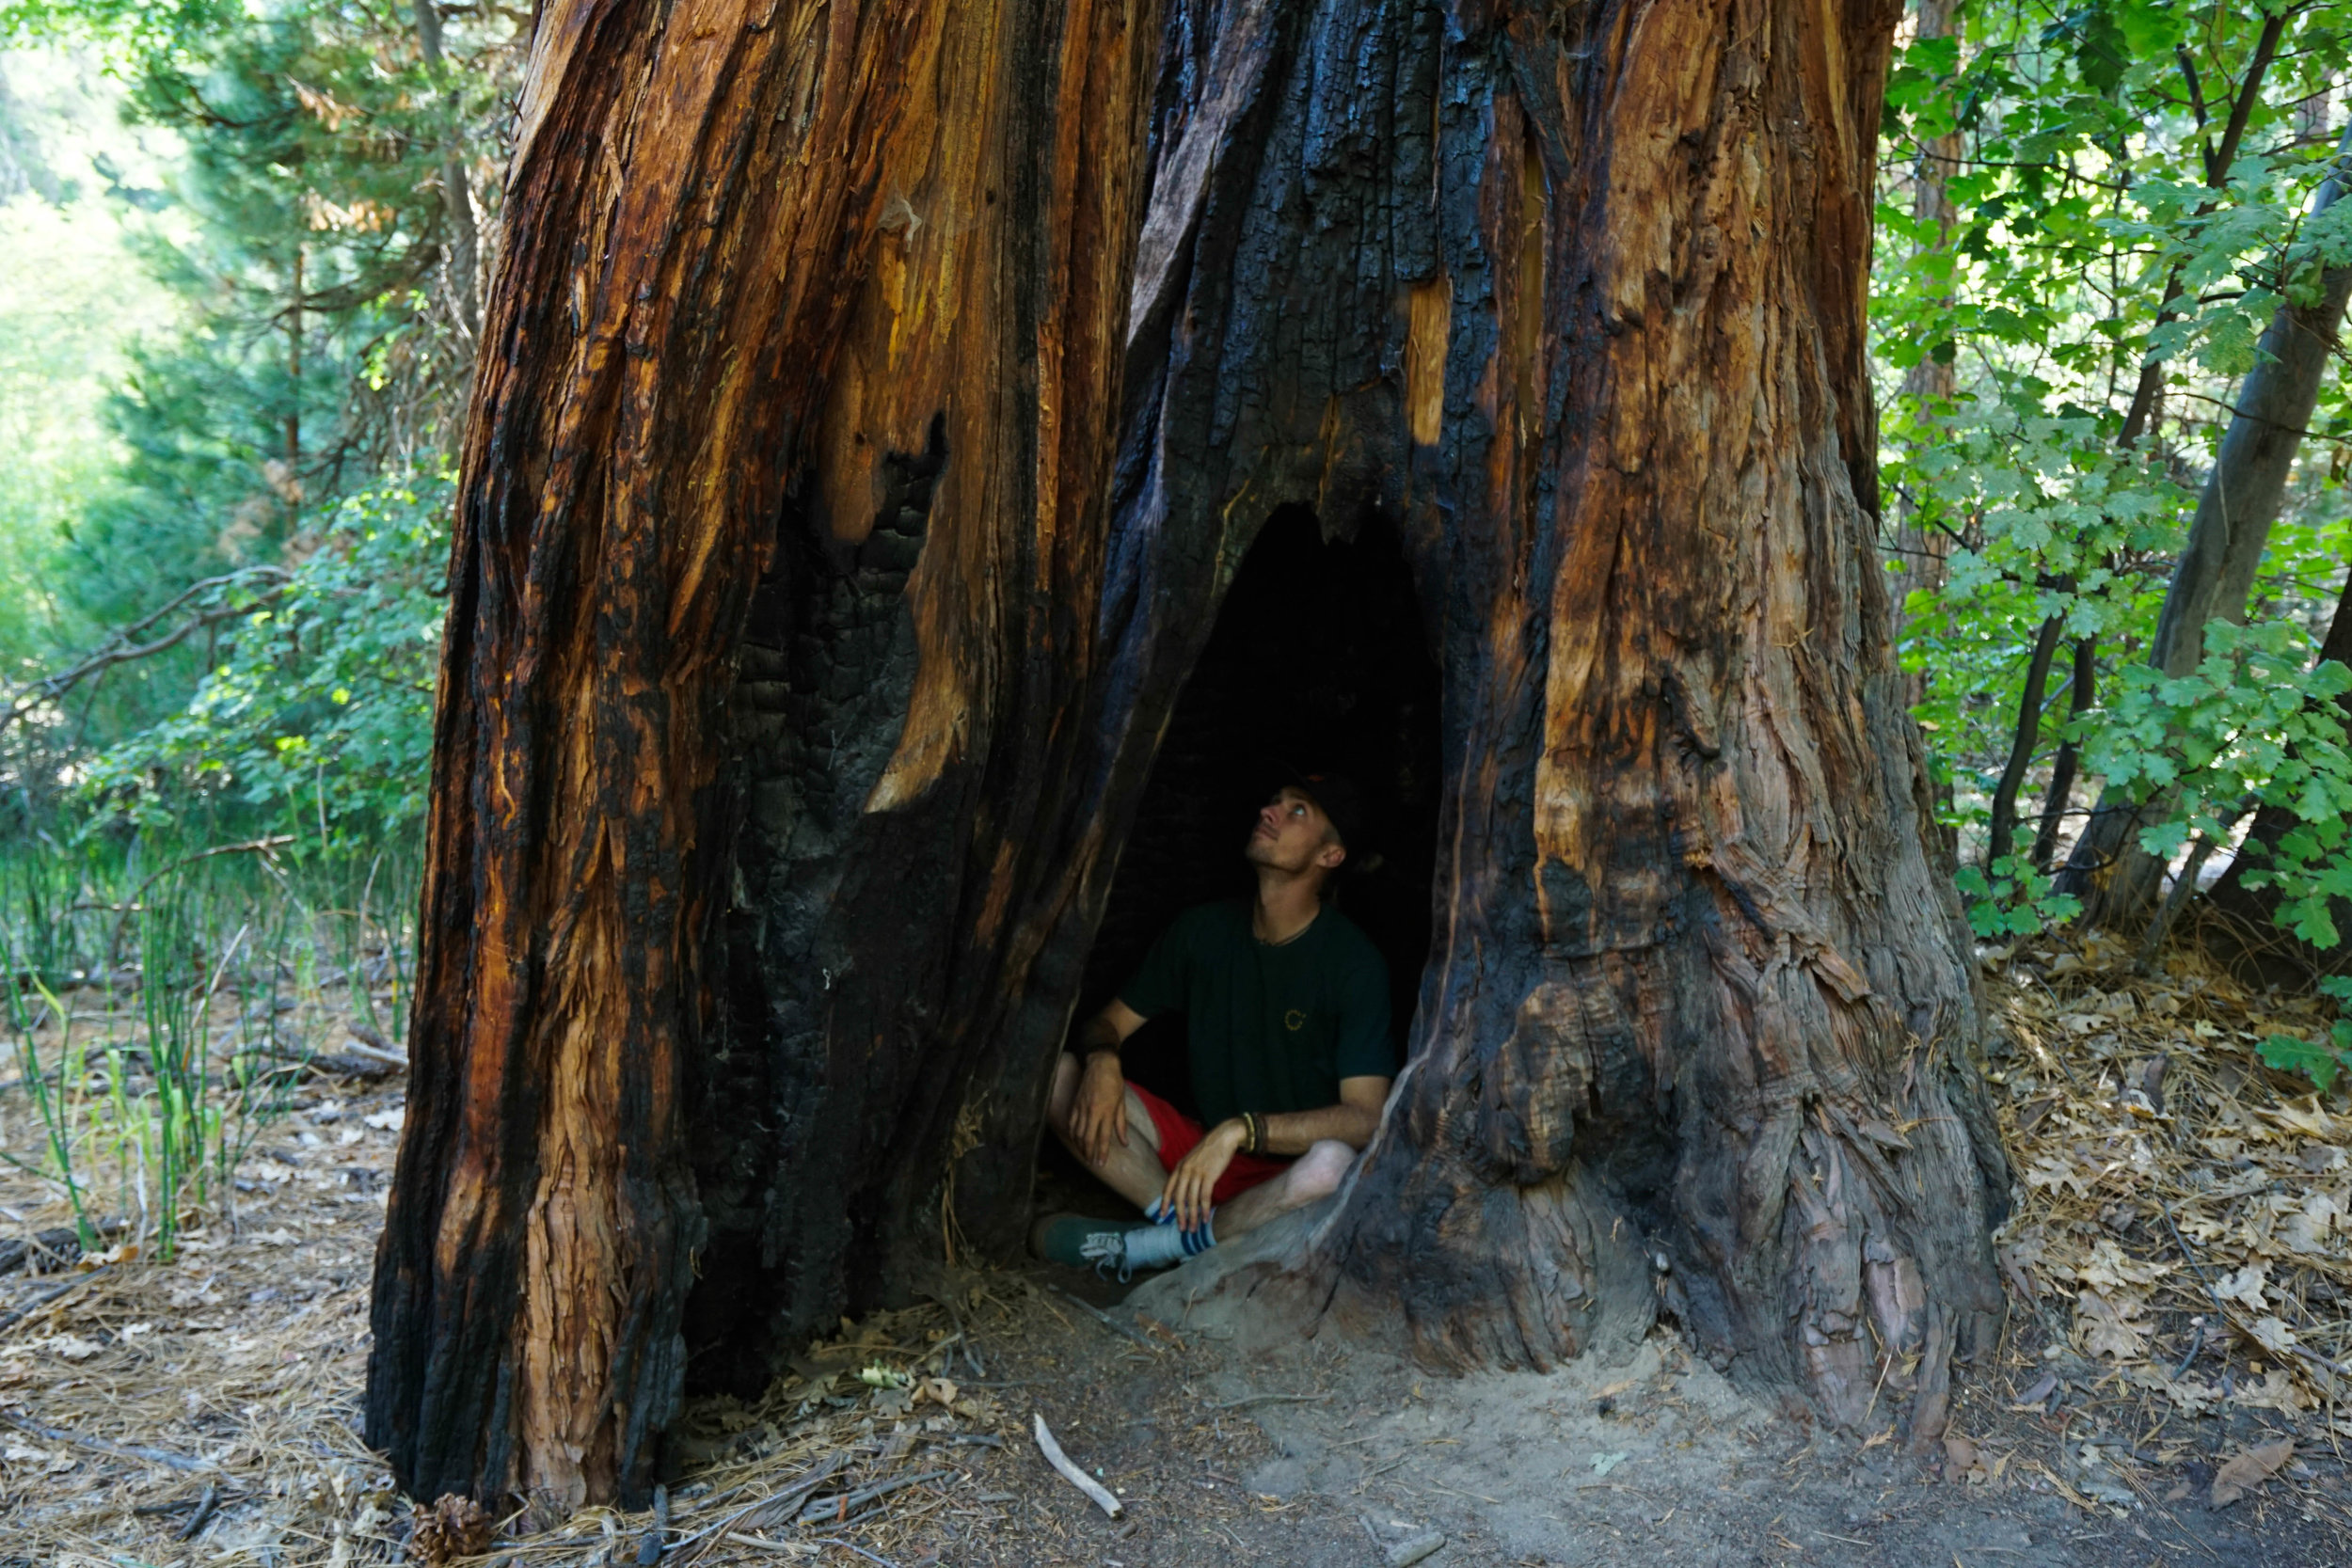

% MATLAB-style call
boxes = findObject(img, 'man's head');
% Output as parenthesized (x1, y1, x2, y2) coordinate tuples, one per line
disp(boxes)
(1244, 773, 1369, 888)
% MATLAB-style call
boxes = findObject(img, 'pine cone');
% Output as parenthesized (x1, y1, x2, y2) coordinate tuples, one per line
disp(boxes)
(406, 1494, 493, 1565)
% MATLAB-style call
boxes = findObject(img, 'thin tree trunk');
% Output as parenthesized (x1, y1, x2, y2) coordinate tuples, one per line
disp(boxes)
(410, 0, 480, 339)
(2058, 123, 2352, 928)
(1988, 611, 2064, 868)
(284, 245, 302, 530)
(1890, 0, 1960, 707)
(2030, 637, 2095, 869)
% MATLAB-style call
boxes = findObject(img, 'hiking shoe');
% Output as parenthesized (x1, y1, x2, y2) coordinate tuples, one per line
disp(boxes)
(1031, 1212, 1129, 1272)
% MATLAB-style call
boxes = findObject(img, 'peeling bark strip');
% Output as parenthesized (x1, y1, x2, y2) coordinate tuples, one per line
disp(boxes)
(368, 0, 1160, 1512)
(1081, 0, 2007, 1429)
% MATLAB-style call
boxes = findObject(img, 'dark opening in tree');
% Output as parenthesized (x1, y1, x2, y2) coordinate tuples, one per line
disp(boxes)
(1082, 503, 1441, 1119)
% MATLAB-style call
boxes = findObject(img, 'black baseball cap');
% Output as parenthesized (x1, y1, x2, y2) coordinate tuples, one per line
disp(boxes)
(1288, 769, 1373, 857)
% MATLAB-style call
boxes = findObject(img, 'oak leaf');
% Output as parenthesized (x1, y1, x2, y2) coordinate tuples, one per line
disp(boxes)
(2210, 1438, 2293, 1508)
(2075, 1289, 2150, 1360)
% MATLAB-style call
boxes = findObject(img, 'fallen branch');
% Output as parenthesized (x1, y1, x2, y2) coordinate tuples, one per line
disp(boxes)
(673, 1449, 847, 1564)
(336, 1025, 410, 1069)
(0, 1263, 112, 1336)
(0, 1409, 219, 1473)
(0, 1220, 129, 1277)
(176, 1482, 220, 1541)
(1032, 1413, 1121, 1518)
(1387, 1532, 1447, 1568)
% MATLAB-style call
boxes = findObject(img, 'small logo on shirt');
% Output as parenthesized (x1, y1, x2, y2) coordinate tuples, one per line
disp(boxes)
(1284, 1009, 1307, 1032)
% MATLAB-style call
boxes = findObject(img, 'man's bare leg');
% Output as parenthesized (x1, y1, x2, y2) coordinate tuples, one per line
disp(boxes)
(1205, 1139, 1356, 1240)
(1042, 1053, 1165, 1210)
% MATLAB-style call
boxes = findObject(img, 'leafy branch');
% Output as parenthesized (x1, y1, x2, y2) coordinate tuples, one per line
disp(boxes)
(1, 567, 294, 740)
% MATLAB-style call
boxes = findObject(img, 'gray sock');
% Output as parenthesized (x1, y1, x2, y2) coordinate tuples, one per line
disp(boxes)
(1118, 1213, 1215, 1270)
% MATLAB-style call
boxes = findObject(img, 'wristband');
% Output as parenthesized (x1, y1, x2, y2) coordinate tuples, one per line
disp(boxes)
(1241, 1111, 1265, 1157)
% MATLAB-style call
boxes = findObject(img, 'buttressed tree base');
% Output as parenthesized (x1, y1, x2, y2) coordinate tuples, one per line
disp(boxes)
(368, 0, 2010, 1513)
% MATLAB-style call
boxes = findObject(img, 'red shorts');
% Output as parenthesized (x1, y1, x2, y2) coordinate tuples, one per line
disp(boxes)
(1128, 1080, 1291, 1205)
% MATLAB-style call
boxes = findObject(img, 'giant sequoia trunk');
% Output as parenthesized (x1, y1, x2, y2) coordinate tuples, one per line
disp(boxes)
(372, 0, 2008, 1513)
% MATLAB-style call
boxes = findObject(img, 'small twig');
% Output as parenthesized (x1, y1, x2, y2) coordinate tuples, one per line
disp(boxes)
(0, 1263, 112, 1336)
(1032, 1413, 1122, 1518)
(674, 1450, 847, 1562)
(0, 1409, 218, 1473)
(1207, 1391, 1330, 1410)
(808, 1539, 900, 1568)
(1042, 1284, 1156, 1351)
(795, 1468, 954, 1525)
(0, 567, 293, 737)
(2157, 1195, 2352, 1382)
(176, 1482, 220, 1541)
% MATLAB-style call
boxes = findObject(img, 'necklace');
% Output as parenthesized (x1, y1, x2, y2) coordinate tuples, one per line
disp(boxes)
(1253, 907, 1319, 947)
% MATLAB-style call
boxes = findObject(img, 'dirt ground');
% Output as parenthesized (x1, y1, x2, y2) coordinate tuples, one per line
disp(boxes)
(8, 941, 2352, 1567)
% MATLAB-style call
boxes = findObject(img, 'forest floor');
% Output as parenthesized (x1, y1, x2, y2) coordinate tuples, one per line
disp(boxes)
(6, 934, 2352, 1567)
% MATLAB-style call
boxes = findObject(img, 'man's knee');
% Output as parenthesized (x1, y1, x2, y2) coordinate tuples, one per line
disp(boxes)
(1288, 1139, 1356, 1202)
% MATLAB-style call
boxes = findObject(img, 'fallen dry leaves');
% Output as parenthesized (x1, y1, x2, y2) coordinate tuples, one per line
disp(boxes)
(1988, 930, 2351, 1430)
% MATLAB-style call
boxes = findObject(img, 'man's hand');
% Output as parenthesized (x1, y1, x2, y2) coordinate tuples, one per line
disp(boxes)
(1162, 1119, 1245, 1231)
(1069, 1051, 1129, 1168)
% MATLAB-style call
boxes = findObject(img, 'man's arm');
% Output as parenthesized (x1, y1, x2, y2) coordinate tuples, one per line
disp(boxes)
(1259, 1075, 1389, 1153)
(1160, 1075, 1391, 1229)
(1067, 999, 1147, 1167)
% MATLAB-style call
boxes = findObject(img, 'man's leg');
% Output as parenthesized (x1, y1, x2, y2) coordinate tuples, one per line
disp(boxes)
(1084, 1138, 1356, 1275)
(1042, 1053, 1166, 1210)
(1203, 1139, 1357, 1240)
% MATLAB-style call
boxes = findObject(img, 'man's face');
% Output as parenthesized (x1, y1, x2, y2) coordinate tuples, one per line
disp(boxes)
(1245, 786, 1345, 877)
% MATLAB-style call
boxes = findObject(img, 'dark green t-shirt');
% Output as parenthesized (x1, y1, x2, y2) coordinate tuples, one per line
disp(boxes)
(1118, 900, 1393, 1127)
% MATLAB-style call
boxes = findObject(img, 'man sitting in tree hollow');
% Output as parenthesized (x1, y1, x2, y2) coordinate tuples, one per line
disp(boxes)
(1034, 774, 1395, 1277)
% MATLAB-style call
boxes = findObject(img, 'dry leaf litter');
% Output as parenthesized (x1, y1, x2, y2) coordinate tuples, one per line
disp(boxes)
(1954, 929, 2352, 1526)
